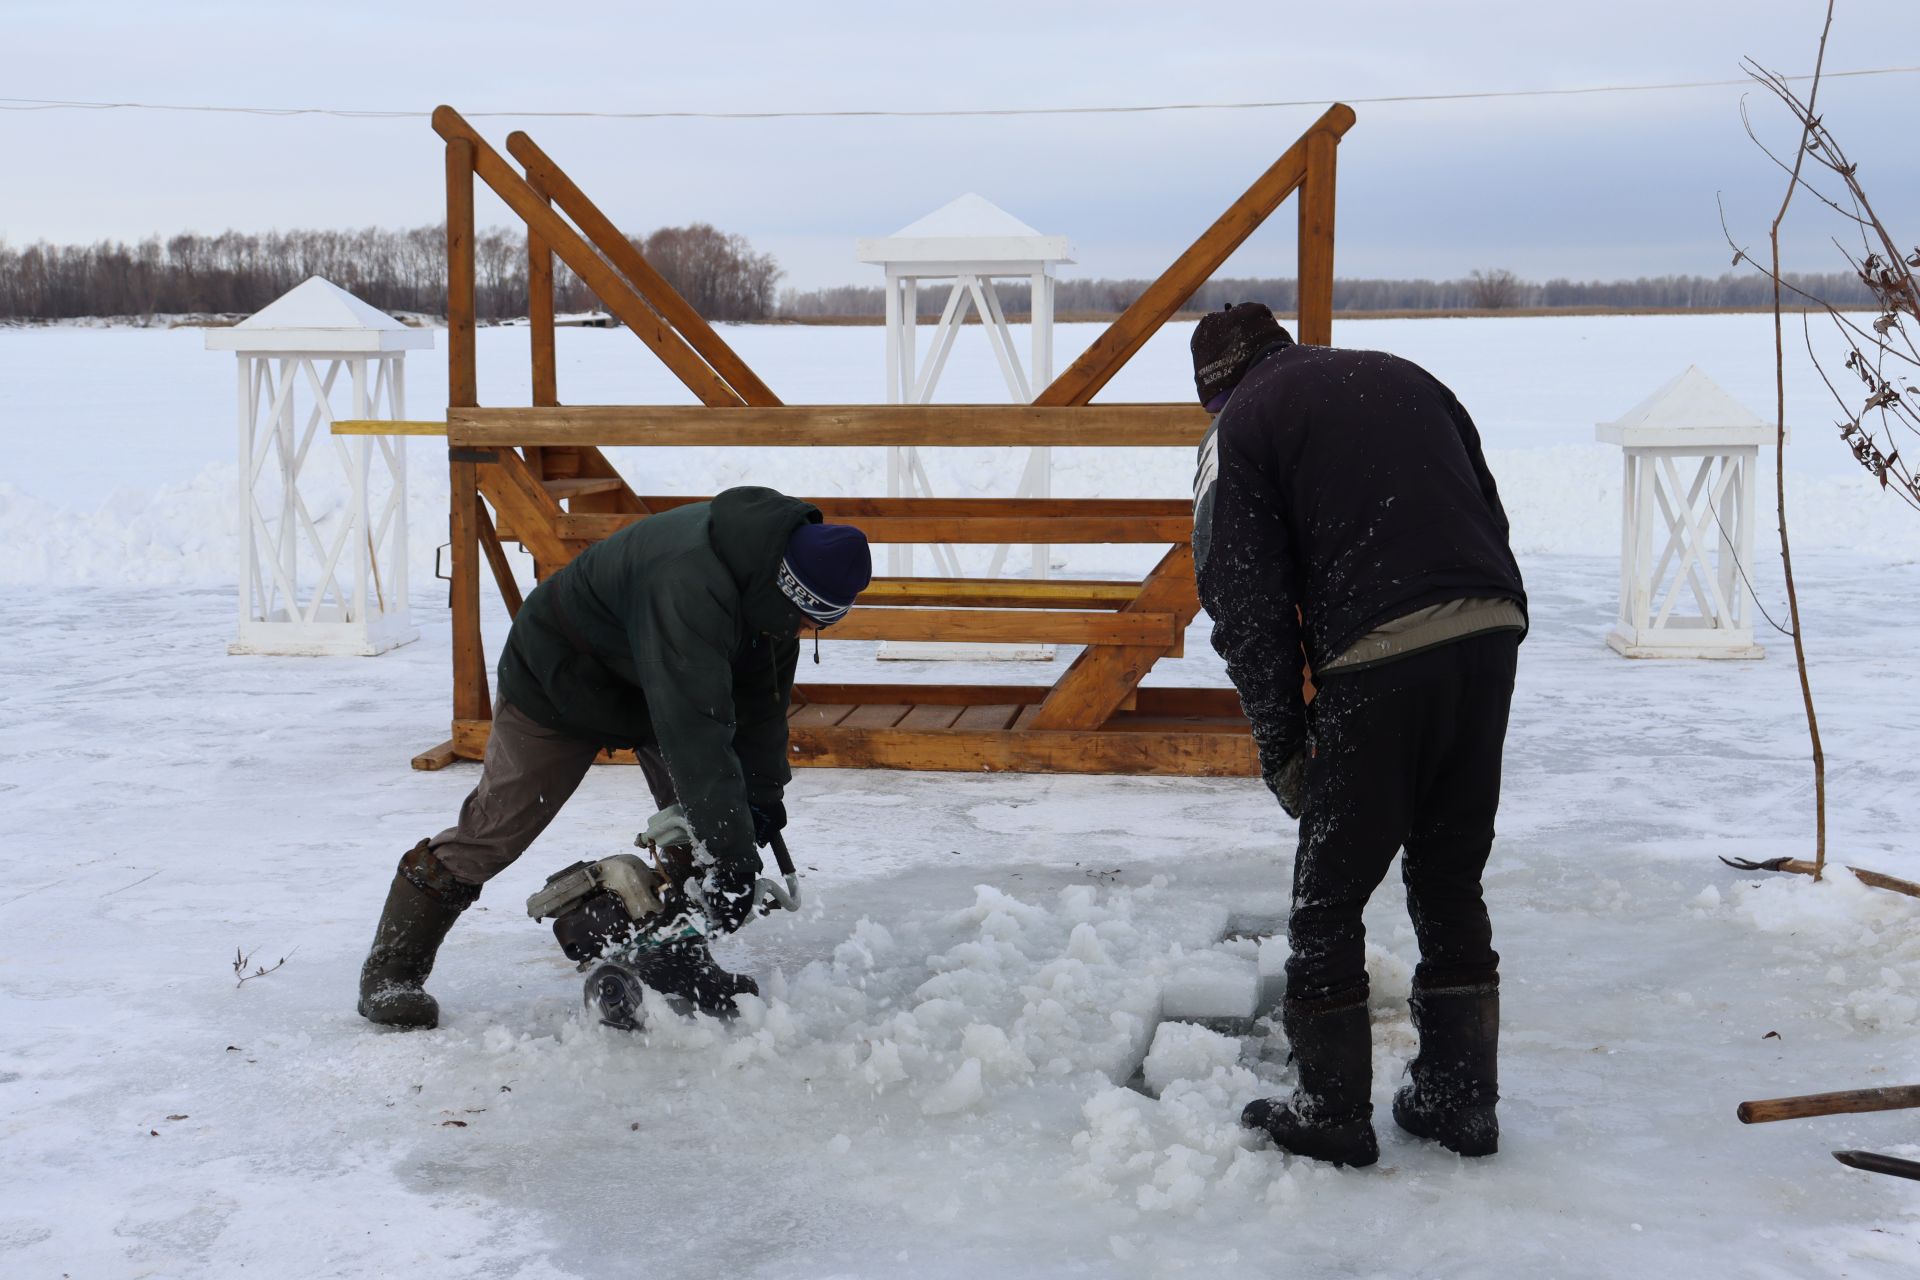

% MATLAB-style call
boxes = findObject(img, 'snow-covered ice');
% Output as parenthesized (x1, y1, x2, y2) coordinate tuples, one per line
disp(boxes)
(2, 318, 1918, 1277)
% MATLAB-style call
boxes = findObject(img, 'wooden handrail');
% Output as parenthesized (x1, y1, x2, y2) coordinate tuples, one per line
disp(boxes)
(549, 511, 1191, 545)
(1037, 102, 1354, 406)
(507, 131, 780, 408)
(431, 106, 746, 408)
(828, 608, 1176, 646)
(858, 577, 1142, 610)
(447, 403, 1210, 447)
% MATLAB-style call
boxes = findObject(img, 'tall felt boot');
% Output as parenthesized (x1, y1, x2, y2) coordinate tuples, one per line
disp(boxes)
(357, 840, 479, 1030)
(1242, 990, 1379, 1167)
(1393, 975, 1500, 1156)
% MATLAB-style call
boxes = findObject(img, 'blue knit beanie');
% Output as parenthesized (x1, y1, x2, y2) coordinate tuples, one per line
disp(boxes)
(778, 523, 871, 625)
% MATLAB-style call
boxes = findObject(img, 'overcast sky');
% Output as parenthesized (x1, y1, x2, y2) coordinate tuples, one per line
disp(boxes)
(6, 1, 1914, 290)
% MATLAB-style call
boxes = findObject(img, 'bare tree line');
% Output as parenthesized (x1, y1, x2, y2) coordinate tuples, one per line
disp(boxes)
(0, 223, 780, 323)
(776, 269, 1883, 318)
(0, 222, 1880, 323)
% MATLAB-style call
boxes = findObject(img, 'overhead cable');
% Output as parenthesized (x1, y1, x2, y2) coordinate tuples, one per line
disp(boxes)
(0, 65, 1915, 122)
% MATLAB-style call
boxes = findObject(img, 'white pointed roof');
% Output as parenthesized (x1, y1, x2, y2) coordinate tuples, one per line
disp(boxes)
(1597, 366, 1781, 447)
(856, 193, 1073, 270)
(206, 276, 434, 352)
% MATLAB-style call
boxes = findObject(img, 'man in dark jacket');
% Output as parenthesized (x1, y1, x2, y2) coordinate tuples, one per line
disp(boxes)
(358, 486, 870, 1030)
(1190, 304, 1526, 1167)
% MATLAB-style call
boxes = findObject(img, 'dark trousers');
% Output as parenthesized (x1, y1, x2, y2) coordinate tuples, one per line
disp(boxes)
(429, 699, 678, 887)
(1284, 631, 1519, 1003)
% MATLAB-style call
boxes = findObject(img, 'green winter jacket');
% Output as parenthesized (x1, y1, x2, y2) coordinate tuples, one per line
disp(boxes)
(497, 486, 814, 878)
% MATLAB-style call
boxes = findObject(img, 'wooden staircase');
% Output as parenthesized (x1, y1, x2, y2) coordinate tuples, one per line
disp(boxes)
(390, 101, 1355, 774)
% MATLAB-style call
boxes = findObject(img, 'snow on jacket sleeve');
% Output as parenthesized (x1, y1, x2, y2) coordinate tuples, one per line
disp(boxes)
(1194, 419, 1308, 774)
(627, 578, 762, 881)
(730, 631, 799, 804)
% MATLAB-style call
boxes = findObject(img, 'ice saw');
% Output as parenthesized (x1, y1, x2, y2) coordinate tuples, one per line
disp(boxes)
(525, 807, 803, 1031)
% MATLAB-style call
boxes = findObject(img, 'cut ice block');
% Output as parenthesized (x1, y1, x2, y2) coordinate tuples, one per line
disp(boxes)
(1160, 953, 1261, 1021)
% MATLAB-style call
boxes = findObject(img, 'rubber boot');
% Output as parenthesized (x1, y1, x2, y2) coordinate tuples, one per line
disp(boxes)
(1242, 990, 1379, 1167)
(356, 840, 479, 1030)
(1392, 974, 1500, 1156)
(631, 937, 759, 1016)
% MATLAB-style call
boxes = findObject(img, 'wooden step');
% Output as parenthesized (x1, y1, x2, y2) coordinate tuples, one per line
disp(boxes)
(541, 476, 628, 499)
(448, 706, 1257, 777)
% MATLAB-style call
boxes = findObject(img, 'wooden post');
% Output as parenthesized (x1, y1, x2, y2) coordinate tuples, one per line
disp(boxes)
(527, 172, 558, 409)
(524, 168, 557, 578)
(446, 137, 489, 725)
(1296, 128, 1338, 346)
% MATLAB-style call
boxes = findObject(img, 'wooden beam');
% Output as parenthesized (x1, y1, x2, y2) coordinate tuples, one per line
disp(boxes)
(828, 608, 1178, 646)
(541, 476, 629, 500)
(447, 403, 1210, 448)
(1296, 128, 1339, 347)
(791, 683, 1243, 718)
(787, 724, 1259, 776)
(557, 511, 1191, 545)
(628, 495, 1187, 520)
(449, 459, 490, 723)
(430, 106, 745, 408)
(331, 419, 448, 436)
(475, 505, 524, 619)
(796, 683, 1043, 708)
(526, 169, 559, 407)
(506, 130, 781, 408)
(1035, 103, 1355, 407)
(445, 136, 477, 412)
(411, 738, 461, 771)
(444, 133, 488, 730)
(475, 452, 582, 569)
(450, 716, 1256, 776)
(858, 577, 1141, 610)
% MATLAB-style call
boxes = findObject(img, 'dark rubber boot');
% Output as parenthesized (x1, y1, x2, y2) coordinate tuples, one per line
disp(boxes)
(632, 936, 759, 1017)
(643, 844, 758, 1015)
(356, 840, 479, 1030)
(1393, 975, 1500, 1157)
(1242, 990, 1379, 1167)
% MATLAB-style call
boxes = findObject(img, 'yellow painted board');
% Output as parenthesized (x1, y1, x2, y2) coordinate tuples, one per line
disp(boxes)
(331, 419, 449, 436)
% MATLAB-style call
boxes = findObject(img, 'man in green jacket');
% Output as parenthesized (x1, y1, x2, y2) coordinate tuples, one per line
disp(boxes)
(357, 486, 871, 1030)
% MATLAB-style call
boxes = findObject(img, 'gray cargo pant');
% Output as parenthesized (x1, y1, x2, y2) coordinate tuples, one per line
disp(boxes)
(428, 698, 677, 886)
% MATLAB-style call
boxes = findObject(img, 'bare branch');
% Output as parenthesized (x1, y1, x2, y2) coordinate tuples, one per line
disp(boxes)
(233, 944, 296, 987)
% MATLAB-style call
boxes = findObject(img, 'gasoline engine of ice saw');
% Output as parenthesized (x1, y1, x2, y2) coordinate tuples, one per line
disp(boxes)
(524, 805, 803, 1030)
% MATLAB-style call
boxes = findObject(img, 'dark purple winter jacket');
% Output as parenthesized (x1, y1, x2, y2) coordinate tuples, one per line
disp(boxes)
(1191, 337, 1527, 773)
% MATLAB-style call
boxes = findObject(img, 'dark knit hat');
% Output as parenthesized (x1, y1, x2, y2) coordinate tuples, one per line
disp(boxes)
(1190, 302, 1289, 406)
(778, 522, 871, 626)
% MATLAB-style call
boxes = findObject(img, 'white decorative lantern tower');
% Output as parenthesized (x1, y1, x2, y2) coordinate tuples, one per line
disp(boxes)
(206, 277, 430, 656)
(857, 195, 1073, 659)
(857, 195, 1072, 574)
(1598, 366, 1777, 659)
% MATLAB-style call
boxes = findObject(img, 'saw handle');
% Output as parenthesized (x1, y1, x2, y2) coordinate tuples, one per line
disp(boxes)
(767, 829, 796, 879)
(756, 831, 801, 915)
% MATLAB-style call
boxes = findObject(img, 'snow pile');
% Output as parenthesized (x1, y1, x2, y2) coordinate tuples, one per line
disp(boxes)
(0, 474, 244, 586)
(368, 880, 1224, 1135)
(1724, 869, 1920, 1032)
